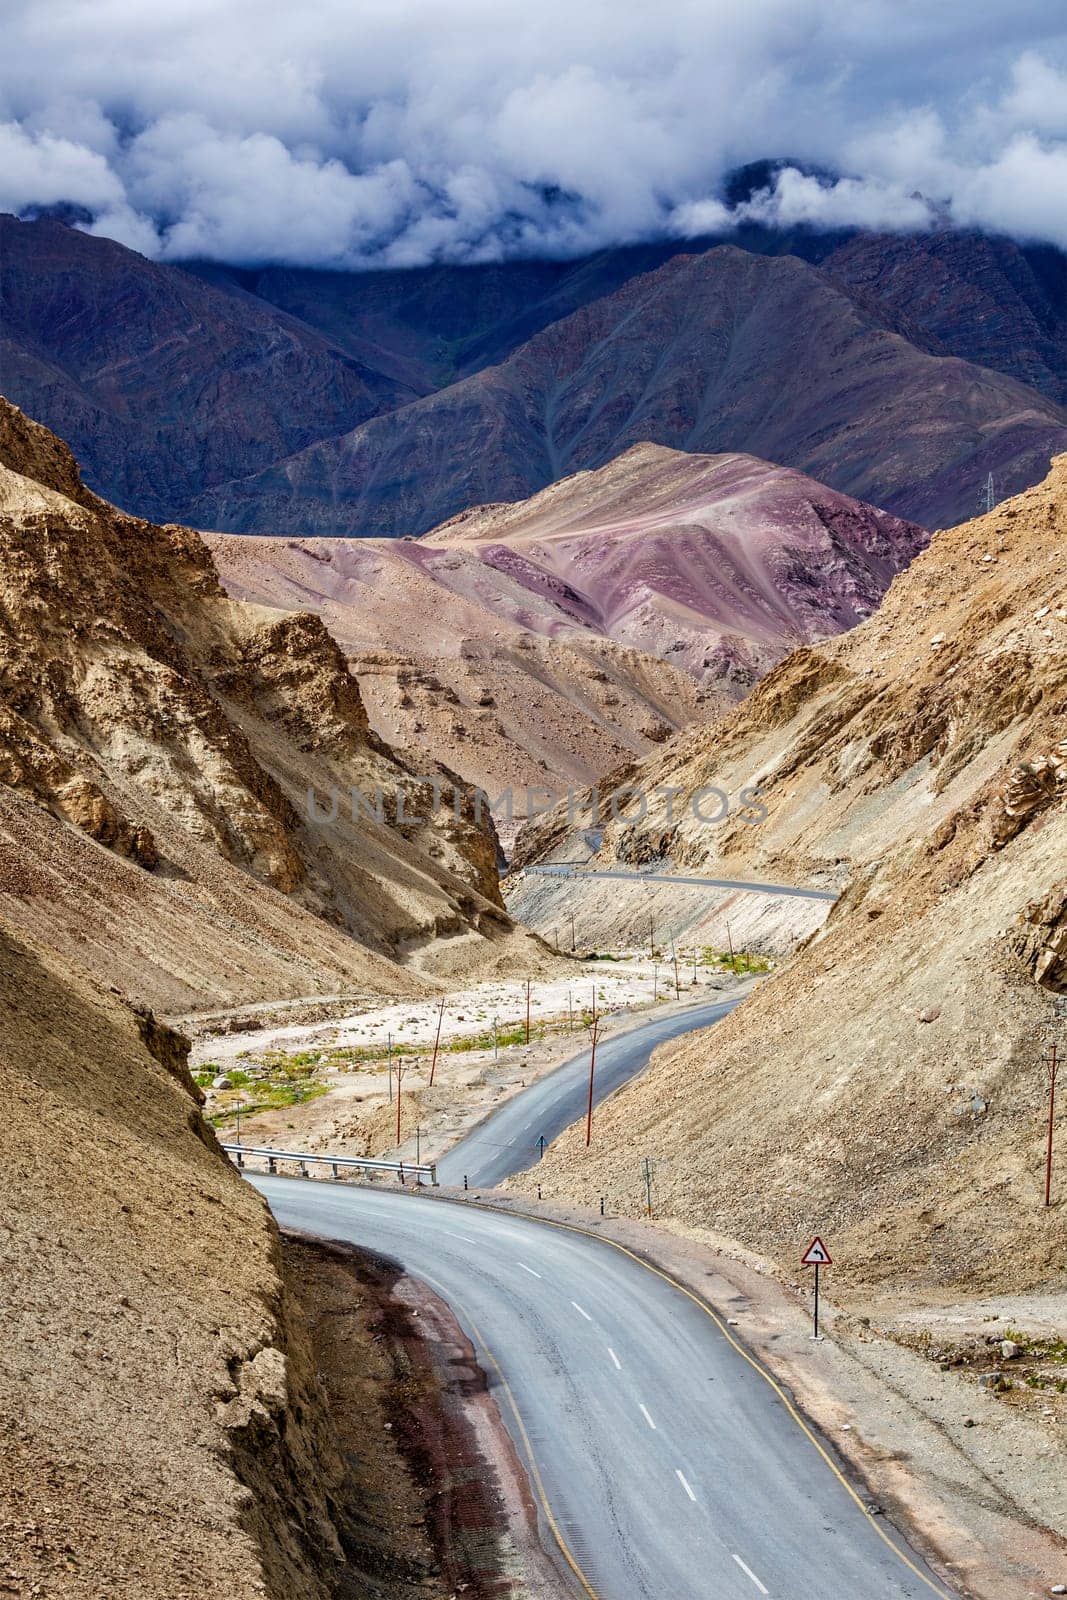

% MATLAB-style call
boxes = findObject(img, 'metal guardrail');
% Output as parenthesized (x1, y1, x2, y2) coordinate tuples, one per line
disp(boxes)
(221, 1143, 437, 1185)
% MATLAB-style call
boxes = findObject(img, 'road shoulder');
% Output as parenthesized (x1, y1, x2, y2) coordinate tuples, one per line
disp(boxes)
(428, 1191, 1066, 1600)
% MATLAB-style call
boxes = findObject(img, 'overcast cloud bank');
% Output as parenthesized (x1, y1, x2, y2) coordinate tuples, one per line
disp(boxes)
(2, 1, 1065, 267)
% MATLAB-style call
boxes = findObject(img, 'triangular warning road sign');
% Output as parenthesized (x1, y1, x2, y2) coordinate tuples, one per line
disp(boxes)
(801, 1237, 832, 1266)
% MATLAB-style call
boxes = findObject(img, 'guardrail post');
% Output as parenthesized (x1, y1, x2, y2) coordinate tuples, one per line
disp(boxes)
(332, 1162, 339, 1180)
(431, 1164, 438, 1187)
(399, 1163, 406, 1186)
(268, 1155, 276, 1174)
(299, 1161, 308, 1178)
(236, 1149, 244, 1169)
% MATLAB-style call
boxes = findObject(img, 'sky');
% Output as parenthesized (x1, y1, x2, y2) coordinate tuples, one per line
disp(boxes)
(1, 1, 1065, 268)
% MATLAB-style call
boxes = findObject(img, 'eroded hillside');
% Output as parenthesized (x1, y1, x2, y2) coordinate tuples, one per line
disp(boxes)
(0, 401, 548, 1011)
(512, 457, 1067, 1297)
(0, 916, 350, 1598)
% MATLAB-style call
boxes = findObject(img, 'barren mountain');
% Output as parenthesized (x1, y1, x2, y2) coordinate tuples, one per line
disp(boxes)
(195, 245, 1067, 537)
(6, 216, 1066, 541)
(819, 228, 1067, 406)
(208, 445, 925, 811)
(511, 456, 1067, 1299)
(196, 222, 1067, 406)
(0, 401, 544, 1012)
(0, 215, 411, 521)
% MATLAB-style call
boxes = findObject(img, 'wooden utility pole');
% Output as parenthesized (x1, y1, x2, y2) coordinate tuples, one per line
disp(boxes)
(726, 920, 736, 973)
(429, 997, 444, 1087)
(644, 1156, 654, 1217)
(1046, 1041, 1059, 1208)
(672, 952, 680, 999)
(395, 1056, 404, 1144)
(570, 912, 576, 951)
(387, 1033, 393, 1102)
(525, 978, 531, 1045)
(585, 1007, 600, 1146)
(649, 914, 654, 957)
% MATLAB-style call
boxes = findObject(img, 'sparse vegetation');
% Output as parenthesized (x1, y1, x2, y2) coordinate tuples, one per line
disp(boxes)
(701, 946, 770, 975)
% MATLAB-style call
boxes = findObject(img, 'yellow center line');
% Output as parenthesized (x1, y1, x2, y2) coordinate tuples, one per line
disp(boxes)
(420, 1268, 601, 1599)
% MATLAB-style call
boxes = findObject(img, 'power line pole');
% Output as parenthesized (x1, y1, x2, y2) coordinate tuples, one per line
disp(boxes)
(525, 978, 531, 1045)
(429, 997, 444, 1087)
(585, 1010, 600, 1146)
(387, 1032, 393, 1102)
(726, 920, 736, 974)
(644, 1156, 654, 1218)
(1046, 1041, 1059, 1208)
(1047, 999, 1067, 1207)
(570, 912, 576, 951)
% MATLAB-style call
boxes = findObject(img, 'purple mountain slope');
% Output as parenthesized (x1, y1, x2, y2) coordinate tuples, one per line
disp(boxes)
(194, 245, 1067, 537)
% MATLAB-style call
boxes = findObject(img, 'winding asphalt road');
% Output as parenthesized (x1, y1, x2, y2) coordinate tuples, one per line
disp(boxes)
(257, 1179, 950, 1599)
(251, 1000, 953, 1600)
(436, 995, 741, 1187)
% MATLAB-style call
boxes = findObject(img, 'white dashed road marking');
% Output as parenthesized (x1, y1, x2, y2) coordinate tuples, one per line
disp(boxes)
(571, 1301, 594, 1322)
(675, 1470, 697, 1502)
(732, 1553, 769, 1594)
(638, 1404, 657, 1431)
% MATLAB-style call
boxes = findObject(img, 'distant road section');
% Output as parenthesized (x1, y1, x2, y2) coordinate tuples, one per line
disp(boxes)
(524, 864, 840, 903)
(436, 996, 741, 1188)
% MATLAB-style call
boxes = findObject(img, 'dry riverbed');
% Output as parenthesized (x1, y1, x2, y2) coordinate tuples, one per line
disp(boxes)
(195, 955, 763, 1166)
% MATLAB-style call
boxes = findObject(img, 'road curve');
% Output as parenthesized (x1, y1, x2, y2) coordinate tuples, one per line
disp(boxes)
(255, 1178, 951, 1600)
(524, 864, 839, 903)
(436, 996, 741, 1188)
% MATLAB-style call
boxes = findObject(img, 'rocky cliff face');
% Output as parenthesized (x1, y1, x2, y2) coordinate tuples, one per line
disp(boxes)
(0, 401, 541, 1011)
(208, 444, 925, 815)
(195, 246, 1067, 537)
(512, 456, 1067, 1297)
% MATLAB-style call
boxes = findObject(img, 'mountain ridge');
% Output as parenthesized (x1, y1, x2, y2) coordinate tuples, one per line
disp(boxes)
(193, 244, 1067, 535)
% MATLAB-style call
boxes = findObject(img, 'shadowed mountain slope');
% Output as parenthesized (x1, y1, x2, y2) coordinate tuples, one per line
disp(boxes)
(195, 246, 1067, 537)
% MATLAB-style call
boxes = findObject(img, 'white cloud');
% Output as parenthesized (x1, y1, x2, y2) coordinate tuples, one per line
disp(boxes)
(733, 170, 935, 232)
(0, 1, 1064, 265)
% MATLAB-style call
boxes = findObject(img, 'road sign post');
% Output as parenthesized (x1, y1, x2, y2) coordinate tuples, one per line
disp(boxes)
(802, 1237, 832, 1339)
